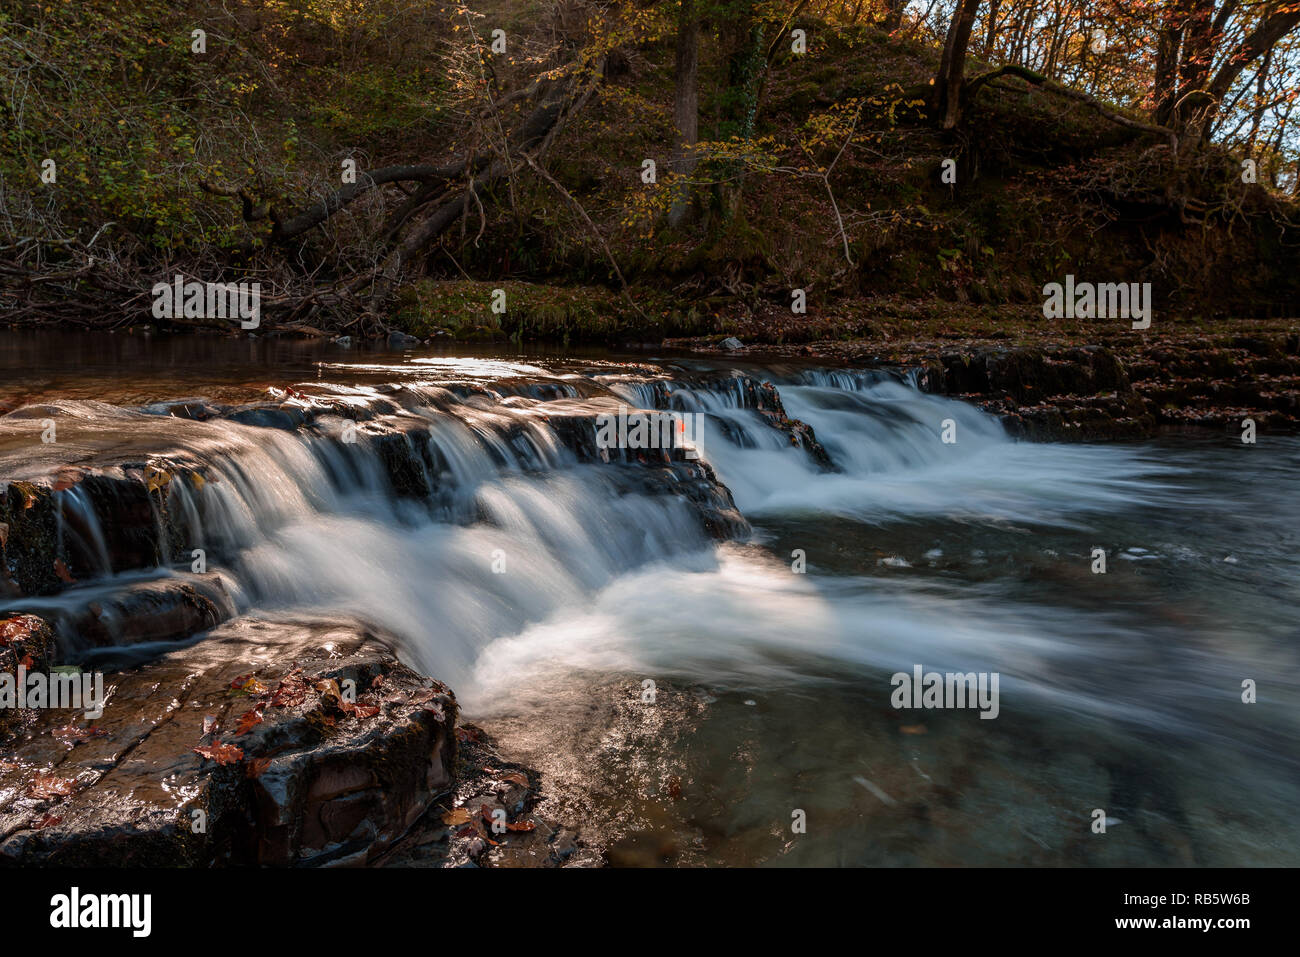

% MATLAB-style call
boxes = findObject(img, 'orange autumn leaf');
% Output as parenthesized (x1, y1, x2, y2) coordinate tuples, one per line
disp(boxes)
(505, 820, 536, 832)
(192, 742, 244, 765)
(270, 674, 308, 708)
(235, 705, 264, 735)
(53, 559, 75, 584)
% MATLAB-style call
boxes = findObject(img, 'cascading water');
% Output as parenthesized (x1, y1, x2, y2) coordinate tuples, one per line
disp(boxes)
(2, 351, 1297, 866)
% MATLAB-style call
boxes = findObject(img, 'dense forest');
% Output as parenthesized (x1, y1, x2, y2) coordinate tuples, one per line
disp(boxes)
(2, 0, 1299, 340)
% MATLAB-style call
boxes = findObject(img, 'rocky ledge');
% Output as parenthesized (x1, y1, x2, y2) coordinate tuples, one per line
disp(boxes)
(688, 330, 1300, 440)
(0, 614, 585, 867)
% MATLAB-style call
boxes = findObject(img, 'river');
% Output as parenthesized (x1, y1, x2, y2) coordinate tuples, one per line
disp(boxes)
(2, 332, 1296, 866)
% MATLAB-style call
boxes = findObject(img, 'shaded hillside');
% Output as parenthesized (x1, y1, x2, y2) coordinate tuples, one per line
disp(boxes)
(2, 1, 1297, 340)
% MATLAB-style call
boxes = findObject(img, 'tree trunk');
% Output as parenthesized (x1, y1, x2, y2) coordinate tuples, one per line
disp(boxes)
(932, 0, 983, 129)
(982, 0, 1001, 56)
(668, 0, 700, 227)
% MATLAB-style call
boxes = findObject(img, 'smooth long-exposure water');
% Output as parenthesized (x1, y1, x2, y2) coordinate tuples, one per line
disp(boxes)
(2, 334, 1295, 866)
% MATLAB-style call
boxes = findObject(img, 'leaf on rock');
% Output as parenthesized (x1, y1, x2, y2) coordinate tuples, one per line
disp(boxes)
(229, 673, 269, 697)
(144, 465, 173, 493)
(270, 674, 308, 708)
(201, 714, 219, 738)
(441, 808, 472, 826)
(192, 742, 244, 765)
(235, 705, 264, 735)
(0, 615, 38, 646)
(505, 820, 536, 832)
(52, 559, 75, 584)
(27, 774, 77, 800)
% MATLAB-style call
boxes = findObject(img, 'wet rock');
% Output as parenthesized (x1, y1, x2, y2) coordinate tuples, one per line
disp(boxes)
(225, 405, 310, 431)
(387, 332, 421, 349)
(1, 467, 209, 596)
(719, 337, 744, 351)
(0, 614, 56, 740)
(0, 616, 457, 867)
(9, 575, 234, 659)
(384, 723, 592, 868)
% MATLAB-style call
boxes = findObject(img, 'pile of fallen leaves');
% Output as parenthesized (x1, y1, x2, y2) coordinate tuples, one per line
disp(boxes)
(191, 667, 391, 777)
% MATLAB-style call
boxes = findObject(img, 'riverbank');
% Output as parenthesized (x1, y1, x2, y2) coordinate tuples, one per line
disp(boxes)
(655, 306, 1300, 439)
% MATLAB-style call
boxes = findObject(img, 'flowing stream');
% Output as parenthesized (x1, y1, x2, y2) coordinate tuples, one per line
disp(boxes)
(2, 335, 1297, 866)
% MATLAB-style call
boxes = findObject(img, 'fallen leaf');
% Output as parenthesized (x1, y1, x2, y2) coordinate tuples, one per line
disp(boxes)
(353, 703, 380, 719)
(235, 705, 264, 735)
(201, 714, 218, 738)
(30, 813, 63, 830)
(229, 673, 269, 697)
(192, 743, 244, 766)
(270, 674, 308, 708)
(0, 615, 37, 646)
(900, 724, 927, 735)
(27, 774, 77, 800)
(441, 808, 472, 826)
(505, 820, 536, 832)
(144, 465, 172, 493)
(52, 559, 75, 584)
(500, 772, 529, 788)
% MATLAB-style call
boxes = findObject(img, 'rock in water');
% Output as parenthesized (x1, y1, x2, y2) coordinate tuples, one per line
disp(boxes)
(387, 331, 421, 348)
